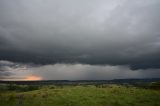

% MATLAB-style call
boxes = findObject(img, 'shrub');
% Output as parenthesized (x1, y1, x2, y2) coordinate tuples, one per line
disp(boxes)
(149, 82, 160, 90)
(7, 84, 39, 92)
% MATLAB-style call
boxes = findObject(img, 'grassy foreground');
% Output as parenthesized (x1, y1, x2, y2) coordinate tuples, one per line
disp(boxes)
(0, 85, 160, 106)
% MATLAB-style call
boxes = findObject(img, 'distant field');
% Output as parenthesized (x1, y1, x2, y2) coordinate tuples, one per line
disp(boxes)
(0, 84, 160, 106)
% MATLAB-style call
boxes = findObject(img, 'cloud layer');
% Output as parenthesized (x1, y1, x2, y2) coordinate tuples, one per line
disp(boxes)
(0, 0, 160, 70)
(1, 60, 160, 80)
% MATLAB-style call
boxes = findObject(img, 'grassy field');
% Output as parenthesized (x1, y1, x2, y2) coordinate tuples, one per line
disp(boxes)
(0, 84, 160, 106)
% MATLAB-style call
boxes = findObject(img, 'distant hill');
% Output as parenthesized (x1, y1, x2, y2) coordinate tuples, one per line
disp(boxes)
(0, 78, 160, 85)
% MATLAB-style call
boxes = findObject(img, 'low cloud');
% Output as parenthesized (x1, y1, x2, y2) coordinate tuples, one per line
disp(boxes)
(1, 60, 160, 80)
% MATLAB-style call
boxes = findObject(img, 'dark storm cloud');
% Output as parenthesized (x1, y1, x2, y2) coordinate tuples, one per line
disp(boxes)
(0, 0, 160, 70)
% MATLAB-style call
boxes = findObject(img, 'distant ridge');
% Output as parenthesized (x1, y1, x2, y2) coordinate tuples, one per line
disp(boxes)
(0, 78, 160, 85)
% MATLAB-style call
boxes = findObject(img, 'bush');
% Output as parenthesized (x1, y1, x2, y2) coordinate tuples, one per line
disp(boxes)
(149, 82, 160, 90)
(0, 84, 8, 91)
(7, 84, 39, 92)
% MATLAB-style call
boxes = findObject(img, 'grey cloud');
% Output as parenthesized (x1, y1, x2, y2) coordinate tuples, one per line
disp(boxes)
(0, 60, 29, 79)
(0, 61, 160, 80)
(0, 0, 160, 70)
(22, 64, 160, 80)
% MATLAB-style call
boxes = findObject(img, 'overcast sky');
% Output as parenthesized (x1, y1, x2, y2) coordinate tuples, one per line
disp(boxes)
(0, 0, 160, 80)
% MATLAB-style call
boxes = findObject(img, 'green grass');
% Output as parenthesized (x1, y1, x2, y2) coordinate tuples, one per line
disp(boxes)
(0, 85, 160, 106)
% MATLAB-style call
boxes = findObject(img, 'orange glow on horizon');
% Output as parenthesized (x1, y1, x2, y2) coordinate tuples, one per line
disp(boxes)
(24, 75, 42, 81)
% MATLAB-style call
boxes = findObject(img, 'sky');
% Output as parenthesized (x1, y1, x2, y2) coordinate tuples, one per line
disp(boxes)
(0, 0, 160, 80)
